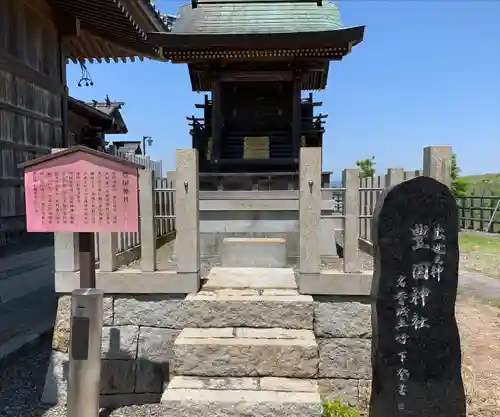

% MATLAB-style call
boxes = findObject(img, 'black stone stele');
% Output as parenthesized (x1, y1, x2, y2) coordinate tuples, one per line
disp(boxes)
(369, 176, 466, 417)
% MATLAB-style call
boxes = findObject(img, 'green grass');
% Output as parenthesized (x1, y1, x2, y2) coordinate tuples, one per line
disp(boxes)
(460, 173, 500, 195)
(459, 232, 500, 251)
(459, 233, 500, 278)
(459, 232, 500, 253)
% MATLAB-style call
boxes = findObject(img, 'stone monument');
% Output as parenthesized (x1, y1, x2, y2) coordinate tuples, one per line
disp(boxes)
(369, 176, 466, 417)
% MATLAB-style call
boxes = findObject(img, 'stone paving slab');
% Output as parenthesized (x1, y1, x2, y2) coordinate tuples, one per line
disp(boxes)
(205, 267, 297, 290)
(168, 376, 260, 391)
(162, 377, 322, 417)
(166, 376, 319, 392)
(173, 328, 318, 378)
(161, 388, 322, 417)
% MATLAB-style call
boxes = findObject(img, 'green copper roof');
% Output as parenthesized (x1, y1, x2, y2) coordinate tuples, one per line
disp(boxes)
(171, 1, 346, 35)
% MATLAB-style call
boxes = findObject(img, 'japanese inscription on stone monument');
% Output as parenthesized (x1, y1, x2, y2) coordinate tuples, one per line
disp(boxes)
(393, 223, 445, 411)
(370, 176, 466, 417)
(22, 147, 140, 233)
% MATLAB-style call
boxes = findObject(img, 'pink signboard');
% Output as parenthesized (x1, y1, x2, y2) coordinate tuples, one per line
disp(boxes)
(24, 152, 139, 233)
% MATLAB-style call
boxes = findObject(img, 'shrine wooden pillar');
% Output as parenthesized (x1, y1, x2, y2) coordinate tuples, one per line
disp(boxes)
(292, 73, 302, 160)
(211, 78, 222, 166)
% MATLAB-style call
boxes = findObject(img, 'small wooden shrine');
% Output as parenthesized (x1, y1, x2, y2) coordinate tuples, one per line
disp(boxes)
(68, 97, 128, 149)
(150, 0, 364, 189)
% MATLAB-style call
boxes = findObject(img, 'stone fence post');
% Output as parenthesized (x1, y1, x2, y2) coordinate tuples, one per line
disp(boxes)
(342, 168, 362, 273)
(423, 146, 452, 188)
(139, 169, 156, 272)
(99, 232, 118, 272)
(385, 168, 404, 187)
(52, 148, 79, 273)
(175, 149, 200, 292)
(54, 232, 79, 272)
(299, 147, 321, 278)
(165, 170, 176, 233)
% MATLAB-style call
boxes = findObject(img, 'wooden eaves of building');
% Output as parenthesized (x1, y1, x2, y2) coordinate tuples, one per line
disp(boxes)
(0, 0, 169, 242)
(148, 0, 364, 189)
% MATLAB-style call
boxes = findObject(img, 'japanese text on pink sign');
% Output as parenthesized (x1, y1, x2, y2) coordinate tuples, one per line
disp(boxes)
(25, 164, 139, 233)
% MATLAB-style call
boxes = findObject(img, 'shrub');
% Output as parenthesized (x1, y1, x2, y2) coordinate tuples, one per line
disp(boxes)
(322, 398, 361, 417)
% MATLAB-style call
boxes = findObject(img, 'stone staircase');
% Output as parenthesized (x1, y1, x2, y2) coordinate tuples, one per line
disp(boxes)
(160, 266, 323, 417)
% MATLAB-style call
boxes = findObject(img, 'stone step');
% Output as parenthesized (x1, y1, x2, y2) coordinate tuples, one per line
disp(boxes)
(221, 237, 287, 268)
(173, 328, 318, 378)
(186, 289, 314, 329)
(161, 376, 322, 417)
(205, 267, 297, 290)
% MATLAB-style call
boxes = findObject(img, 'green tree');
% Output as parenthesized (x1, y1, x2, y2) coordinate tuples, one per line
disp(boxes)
(356, 156, 375, 178)
(451, 153, 467, 198)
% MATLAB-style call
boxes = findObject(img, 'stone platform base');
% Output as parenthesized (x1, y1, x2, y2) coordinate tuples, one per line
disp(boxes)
(43, 267, 372, 413)
(221, 237, 287, 268)
(204, 266, 296, 290)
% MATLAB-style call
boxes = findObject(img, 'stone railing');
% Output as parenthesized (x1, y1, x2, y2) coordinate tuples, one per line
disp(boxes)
(54, 149, 200, 294)
(54, 146, 452, 297)
(54, 172, 176, 274)
(297, 145, 453, 294)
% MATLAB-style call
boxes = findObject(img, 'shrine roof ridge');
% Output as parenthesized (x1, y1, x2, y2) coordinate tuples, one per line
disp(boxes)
(169, 0, 349, 36)
(18, 146, 144, 170)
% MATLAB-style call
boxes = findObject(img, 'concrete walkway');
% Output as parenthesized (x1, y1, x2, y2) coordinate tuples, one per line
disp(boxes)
(0, 286, 56, 359)
(0, 239, 56, 360)
(459, 270, 500, 301)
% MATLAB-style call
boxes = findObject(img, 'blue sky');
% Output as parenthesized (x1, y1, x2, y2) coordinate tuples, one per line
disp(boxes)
(67, 1, 500, 179)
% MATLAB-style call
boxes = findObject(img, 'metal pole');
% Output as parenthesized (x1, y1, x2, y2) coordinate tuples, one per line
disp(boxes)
(67, 288, 104, 417)
(486, 199, 500, 233)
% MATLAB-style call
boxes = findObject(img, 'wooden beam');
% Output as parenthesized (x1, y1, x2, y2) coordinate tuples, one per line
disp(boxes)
(211, 78, 222, 164)
(218, 70, 293, 83)
(292, 74, 302, 159)
(0, 99, 63, 126)
(79, 32, 103, 63)
(54, 10, 80, 37)
(0, 50, 64, 95)
(0, 139, 51, 152)
(0, 177, 24, 185)
(97, 37, 114, 63)
(59, 35, 69, 147)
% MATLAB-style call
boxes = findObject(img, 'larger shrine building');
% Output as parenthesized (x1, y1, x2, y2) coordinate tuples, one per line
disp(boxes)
(149, 0, 364, 188)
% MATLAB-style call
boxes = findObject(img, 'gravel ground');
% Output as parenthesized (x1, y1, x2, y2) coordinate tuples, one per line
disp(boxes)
(0, 333, 57, 417)
(0, 332, 167, 417)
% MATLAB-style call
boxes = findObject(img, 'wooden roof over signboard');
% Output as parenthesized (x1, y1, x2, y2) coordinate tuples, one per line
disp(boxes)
(18, 146, 144, 169)
(48, 0, 171, 63)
